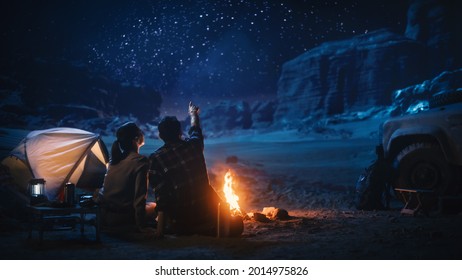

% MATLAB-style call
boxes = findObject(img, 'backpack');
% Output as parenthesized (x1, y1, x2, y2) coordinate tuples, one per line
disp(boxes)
(355, 159, 391, 210)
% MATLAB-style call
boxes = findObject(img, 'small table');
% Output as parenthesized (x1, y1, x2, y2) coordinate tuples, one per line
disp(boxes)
(27, 205, 100, 243)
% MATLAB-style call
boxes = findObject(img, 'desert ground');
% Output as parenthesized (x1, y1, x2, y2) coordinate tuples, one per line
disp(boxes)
(1, 119, 462, 260)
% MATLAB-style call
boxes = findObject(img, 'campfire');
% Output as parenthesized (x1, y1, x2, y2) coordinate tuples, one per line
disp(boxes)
(216, 169, 246, 237)
(216, 168, 291, 237)
(222, 169, 243, 216)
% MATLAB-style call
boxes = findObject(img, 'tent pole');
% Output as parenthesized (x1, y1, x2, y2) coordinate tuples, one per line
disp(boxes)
(23, 137, 36, 178)
(58, 136, 101, 194)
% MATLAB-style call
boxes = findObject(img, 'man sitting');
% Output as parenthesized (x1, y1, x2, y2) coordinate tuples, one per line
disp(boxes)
(149, 102, 242, 237)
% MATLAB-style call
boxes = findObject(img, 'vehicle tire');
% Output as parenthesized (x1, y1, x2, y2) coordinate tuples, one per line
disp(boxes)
(392, 142, 460, 197)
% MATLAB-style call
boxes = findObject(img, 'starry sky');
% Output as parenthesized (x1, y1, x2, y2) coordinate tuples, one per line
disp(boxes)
(2, 0, 408, 118)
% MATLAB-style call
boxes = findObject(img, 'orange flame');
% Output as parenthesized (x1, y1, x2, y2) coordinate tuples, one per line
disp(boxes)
(223, 170, 242, 216)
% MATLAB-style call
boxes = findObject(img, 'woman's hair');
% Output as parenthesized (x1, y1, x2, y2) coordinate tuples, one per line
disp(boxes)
(110, 122, 144, 165)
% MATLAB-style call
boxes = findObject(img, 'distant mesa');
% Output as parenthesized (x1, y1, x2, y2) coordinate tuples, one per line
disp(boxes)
(0, 0, 461, 137)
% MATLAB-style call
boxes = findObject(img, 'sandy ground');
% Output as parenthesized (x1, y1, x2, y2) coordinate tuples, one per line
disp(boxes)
(1, 120, 462, 260)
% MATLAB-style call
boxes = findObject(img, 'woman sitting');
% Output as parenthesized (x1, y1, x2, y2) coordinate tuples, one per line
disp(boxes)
(98, 122, 156, 232)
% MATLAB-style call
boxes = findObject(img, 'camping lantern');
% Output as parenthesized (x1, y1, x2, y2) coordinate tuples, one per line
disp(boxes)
(29, 178, 46, 197)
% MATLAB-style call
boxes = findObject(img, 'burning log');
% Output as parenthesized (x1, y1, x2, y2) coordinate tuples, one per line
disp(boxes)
(249, 207, 291, 223)
(252, 212, 271, 223)
(262, 207, 290, 220)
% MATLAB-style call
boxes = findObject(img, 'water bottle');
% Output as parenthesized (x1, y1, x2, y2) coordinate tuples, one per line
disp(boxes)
(64, 182, 75, 207)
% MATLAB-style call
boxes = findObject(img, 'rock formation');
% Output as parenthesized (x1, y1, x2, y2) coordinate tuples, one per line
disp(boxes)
(200, 100, 252, 135)
(275, 29, 426, 125)
(274, 0, 461, 128)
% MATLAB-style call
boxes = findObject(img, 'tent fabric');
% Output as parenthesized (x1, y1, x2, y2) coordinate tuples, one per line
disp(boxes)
(2, 127, 109, 201)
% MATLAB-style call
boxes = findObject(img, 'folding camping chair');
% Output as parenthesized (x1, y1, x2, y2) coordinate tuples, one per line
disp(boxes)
(394, 188, 435, 216)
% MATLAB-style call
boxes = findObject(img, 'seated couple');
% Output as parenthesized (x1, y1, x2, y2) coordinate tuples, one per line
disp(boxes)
(98, 102, 243, 237)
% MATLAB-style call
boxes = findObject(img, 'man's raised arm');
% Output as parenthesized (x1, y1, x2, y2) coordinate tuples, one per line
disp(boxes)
(189, 101, 200, 128)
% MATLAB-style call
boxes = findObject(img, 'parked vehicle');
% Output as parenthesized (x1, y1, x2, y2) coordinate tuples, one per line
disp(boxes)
(382, 92, 462, 197)
(356, 91, 462, 211)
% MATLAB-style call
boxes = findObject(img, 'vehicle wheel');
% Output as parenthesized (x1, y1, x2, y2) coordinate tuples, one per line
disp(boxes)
(392, 142, 459, 196)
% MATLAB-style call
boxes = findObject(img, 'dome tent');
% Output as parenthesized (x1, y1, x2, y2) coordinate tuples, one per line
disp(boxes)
(1, 127, 109, 201)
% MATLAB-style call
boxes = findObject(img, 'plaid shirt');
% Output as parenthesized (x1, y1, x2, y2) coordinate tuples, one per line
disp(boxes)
(149, 126, 220, 232)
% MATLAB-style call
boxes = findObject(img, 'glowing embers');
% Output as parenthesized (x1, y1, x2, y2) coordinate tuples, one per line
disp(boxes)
(223, 169, 243, 216)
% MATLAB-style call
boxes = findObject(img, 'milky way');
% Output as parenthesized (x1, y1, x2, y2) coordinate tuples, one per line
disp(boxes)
(2, 0, 408, 117)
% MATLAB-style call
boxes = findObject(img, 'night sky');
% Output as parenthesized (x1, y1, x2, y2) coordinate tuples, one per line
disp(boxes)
(2, 0, 409, 118)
